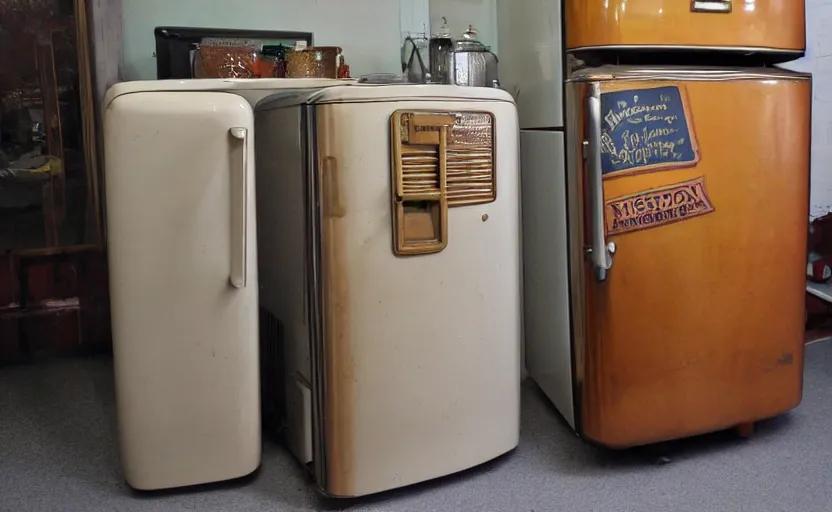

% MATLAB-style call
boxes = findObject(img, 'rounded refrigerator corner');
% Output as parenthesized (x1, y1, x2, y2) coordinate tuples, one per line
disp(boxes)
(122, 456, 262, 492)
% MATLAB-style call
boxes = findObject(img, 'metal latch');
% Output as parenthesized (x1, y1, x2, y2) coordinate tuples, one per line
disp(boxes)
(390, 112, 454, 256)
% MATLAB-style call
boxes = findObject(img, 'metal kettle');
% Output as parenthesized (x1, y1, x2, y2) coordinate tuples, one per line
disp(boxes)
(453, 25, 499, 88)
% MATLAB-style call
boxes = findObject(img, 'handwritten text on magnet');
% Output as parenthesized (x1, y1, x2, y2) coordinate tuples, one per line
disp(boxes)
(600, 85, 700, 178)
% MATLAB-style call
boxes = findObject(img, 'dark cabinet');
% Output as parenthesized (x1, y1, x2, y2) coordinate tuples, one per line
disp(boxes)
(0, 0, 116, 363)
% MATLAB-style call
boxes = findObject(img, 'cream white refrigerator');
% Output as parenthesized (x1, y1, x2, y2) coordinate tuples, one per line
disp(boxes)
(103, 78, 344, 491)
(253, 84, 522, 497)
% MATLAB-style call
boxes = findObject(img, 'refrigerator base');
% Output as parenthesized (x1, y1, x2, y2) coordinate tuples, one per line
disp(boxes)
(573, 405, 800, 450)
(312, 446, 520, 499)
(735, 422, 755, 439)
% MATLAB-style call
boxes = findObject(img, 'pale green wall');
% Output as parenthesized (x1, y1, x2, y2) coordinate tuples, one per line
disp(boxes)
(121, 0, 404, 80)
(429, 0, 498, 53)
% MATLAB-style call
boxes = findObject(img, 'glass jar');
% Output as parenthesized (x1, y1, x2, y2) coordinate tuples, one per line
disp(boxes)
(261, 44, 290, 78)
(193, 38, 262, 79)
(428, 18, 454, 84)
(285, 46, 343, 79)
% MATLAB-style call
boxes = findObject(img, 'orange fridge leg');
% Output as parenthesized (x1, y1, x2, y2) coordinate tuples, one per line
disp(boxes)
(735, 422, 755, 439)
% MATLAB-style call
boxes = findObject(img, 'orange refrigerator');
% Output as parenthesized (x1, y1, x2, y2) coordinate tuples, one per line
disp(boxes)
(554, 65, 811, 447)
(565, 0, 805, 58)
(501, 0, 813, 448)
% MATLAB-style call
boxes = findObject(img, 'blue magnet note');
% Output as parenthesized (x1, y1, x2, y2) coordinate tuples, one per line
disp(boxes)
(599, 85, 700, 178)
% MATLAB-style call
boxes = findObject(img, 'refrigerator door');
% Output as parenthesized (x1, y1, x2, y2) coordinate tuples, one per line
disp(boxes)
(309, 96, 521, 497)
(565, 0, 805, 56)
(566, 67, 810, 448)
(105, 91, 260, 489)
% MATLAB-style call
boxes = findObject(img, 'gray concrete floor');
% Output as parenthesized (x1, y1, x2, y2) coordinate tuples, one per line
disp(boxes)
(1, 342, 831, 512)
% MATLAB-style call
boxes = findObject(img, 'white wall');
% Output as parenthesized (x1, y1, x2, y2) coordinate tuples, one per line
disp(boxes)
(783, 0, 832, 219)
(121, 0, 403, 80)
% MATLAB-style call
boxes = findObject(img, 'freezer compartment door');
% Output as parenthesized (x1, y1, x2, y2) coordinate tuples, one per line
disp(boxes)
(569, 71, 810, 448)
(519, 130, 574, 427)
(104, 91, 260, 490)
(565, 0, 805, 56)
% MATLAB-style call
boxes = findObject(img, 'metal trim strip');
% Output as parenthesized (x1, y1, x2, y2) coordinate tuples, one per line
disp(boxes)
(303, 104, 328, 490)
(567, 65, 812, 83)
(567, 44, 803, 55)
(564, 81, 588, 431)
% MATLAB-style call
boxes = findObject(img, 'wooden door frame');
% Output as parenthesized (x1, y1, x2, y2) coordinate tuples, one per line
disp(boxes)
(86, 0, 122, 250)
(70, 0, 121, 253)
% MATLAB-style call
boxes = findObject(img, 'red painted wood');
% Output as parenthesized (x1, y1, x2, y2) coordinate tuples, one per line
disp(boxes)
(23, 258, 80, 304)
(0, 249, 111, 364)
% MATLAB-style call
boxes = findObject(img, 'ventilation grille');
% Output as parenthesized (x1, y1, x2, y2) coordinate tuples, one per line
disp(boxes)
(398, 111, 496, 206)
(259, 308, 285, 437)
(401, 147, 440, 195)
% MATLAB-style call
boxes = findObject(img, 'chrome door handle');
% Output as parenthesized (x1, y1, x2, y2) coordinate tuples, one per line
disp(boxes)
(586, 82, 614, 282)
(229, 126, 248, 289)
(691, 0, 732, 13)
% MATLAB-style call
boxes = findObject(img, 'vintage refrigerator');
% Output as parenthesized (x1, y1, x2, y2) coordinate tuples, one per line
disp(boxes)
(498, 0, 811, 448)
(565, 0, 805, 58)
(103, 78, 345, 490)
(562, 66, 810, 447)
(253, 84, 522, 497)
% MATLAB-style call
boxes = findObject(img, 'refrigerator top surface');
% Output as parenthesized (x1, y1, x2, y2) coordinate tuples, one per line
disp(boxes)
(104, 78, 354, 108)
(568, 65, 812, 83)
(255, 84, 516, 111)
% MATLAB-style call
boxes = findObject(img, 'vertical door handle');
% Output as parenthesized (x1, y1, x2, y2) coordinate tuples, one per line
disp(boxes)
(586, 83, 614, 282)
(322, 156, 346, 218)
(229, 126, 248, 289)
(691, 0, 732, 13)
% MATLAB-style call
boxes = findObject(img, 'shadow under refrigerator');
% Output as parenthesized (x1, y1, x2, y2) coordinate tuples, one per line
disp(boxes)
(254, 84, 522, 497)
(499, 0, 811, 448)
(104, 78, 344, 491)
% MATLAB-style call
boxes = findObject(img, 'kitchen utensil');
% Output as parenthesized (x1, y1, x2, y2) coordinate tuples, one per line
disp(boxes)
(453, 25, 499, 88)
(401, 33, 430, 83)
(429, 17, 454, 84)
